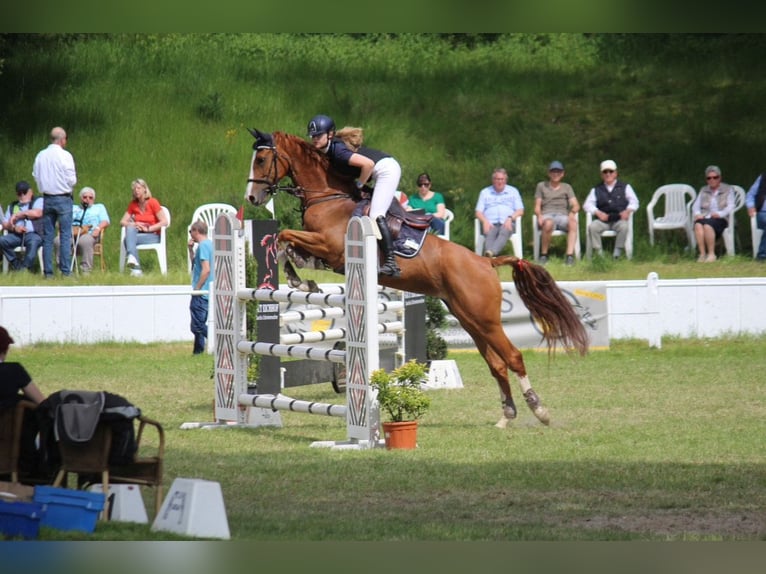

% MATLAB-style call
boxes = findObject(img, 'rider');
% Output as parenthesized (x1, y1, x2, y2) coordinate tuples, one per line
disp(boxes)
(307, 114, 402, 277)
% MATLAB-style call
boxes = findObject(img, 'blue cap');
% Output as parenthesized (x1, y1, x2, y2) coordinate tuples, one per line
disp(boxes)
(548, 161, 564, 171)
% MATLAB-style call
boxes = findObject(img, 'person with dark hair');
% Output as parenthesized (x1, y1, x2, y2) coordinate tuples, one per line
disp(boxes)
(691, 165, 734, 263)
(583, 160, 639, 259)
(0, 181, 44, 272)
(408, 173, 447, 235)
(534, 161, 580, 266)
(306, 115, 402, 277)
(33, 126, 77, 278)
(745, 171, 766, 261)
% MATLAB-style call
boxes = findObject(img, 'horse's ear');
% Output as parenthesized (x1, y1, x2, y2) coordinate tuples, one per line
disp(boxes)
(248, 128, 274, 150)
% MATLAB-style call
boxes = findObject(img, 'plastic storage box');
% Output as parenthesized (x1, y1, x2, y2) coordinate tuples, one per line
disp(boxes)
(0, 500, 45, 539)
(33, 486, 105, 533)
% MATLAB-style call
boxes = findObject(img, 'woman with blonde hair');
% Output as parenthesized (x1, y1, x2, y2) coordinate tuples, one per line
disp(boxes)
(119, 178, 168, 276)
(306, 114, 402, 277)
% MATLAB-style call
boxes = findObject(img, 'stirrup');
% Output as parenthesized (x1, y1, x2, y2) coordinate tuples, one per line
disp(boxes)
(379, 261, 400, 277)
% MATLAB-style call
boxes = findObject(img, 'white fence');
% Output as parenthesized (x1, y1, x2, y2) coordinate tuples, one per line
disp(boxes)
(1, 274, 765, 348)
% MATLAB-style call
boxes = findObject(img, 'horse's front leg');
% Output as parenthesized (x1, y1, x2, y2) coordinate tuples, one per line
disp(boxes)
(277, 249, 320, 293)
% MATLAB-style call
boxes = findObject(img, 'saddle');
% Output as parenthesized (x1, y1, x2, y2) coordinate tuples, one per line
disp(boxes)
(351, 194, 432, 258)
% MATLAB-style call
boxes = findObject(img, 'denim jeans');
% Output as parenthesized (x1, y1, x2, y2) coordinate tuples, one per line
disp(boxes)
(43, 195, 73, 276)
(190, 295, 209, 354)
(0, 232, 42, 270)
(757, 211, 766, 259)
(124, 227, 160, 266)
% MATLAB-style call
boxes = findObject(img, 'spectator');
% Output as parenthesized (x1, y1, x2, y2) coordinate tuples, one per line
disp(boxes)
(408, 173, 447, 235)
(307, 115, 401, 276)
(475, 168, 524, 257)
(32, 126, 77, 278)
(745, 171, 766, 261)
(583, 160, 639, 259)
(119, 178, 168, 277)
(0, 181, 44, 272)
(188, 220, 214, 355)
(534, 161, 580, 265)
(691, 165, 734, 263)
(0, 325, 46, 478)
(56, 186, 110, 274)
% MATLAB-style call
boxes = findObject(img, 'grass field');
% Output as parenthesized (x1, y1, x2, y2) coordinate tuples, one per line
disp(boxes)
(14, 336, 765, 542)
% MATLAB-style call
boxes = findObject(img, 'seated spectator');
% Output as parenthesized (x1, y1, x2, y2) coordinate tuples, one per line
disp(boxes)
(0, 325, 46, 478)
(0, 181, 44, 272)
(119, 178, 168, 277)
(692, 165, 734, 263)
(408, 173, 447, 235)
(745, 171, 766, 261)
(534, 161, 580, 265)
(55, 186, 111, 274)
(583, 160, 639, 259)
(475, 168, 524, 257)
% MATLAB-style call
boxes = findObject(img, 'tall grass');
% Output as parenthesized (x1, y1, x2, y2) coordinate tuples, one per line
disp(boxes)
(1, 33, 766, 273)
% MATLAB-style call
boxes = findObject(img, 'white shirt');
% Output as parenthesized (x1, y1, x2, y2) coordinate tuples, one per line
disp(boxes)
(32, 144, 77, 196)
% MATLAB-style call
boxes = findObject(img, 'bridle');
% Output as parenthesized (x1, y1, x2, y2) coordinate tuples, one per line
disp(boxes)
(246, 142, 295, 196)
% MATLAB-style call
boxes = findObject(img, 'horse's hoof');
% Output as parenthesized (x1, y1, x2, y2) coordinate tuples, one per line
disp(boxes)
(503, 404, 517, 420)
(524, 389, 550, 426)
(306, 280, 320, 293)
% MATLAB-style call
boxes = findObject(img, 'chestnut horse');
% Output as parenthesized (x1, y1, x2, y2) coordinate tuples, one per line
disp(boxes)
(244, 129, 589, 427)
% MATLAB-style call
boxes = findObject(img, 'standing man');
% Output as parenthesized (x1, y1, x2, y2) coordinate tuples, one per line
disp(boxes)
(583, 160, 639, 259)
(534, 161, 580, 265)
(475, 168, 524, 257)
(188, 220, 214, 355)
(32, 126, 77, 277)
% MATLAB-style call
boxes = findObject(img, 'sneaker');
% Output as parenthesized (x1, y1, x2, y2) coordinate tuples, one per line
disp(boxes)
(538, 255, 549, 264)
(130, 268, 143, 277)
(565, 254, 575, 266)
(127, 254, 139, 269)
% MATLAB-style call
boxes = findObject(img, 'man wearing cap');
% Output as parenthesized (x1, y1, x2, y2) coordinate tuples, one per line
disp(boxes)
(0, 181, 44, 272)
(534, 161, 580, 265)
(583, 160, 639, 259)
(32, 126, 77, 278)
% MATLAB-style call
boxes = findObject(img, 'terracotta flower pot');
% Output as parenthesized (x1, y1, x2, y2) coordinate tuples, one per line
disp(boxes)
(382, 420, 419, 450)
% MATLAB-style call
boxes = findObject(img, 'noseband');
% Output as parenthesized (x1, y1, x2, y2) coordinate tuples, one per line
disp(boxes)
(247, 144, 284, 195)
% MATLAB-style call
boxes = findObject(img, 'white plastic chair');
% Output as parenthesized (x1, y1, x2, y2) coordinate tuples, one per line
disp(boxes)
(721, 186, 746, 256)
(646, 184, 696, 248)
(532, 212, 581, 261)
(752, 213, 763, 259)
(1, 230, 43, 274)
(440, 209, 454, 241)
(119, 206, 171, 275)
(474, 218, 523, 258)
(187, 203, 237, 273)
(585, 210, 634, 259)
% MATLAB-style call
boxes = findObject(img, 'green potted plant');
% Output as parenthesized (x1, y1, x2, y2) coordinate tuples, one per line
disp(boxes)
(370, 360, 431, 449)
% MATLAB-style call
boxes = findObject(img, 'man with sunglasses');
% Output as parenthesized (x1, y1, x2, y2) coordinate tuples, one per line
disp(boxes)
(0, 181, 44, 272)
(583, 160, 639, 259)
(691, 165, 734, 263)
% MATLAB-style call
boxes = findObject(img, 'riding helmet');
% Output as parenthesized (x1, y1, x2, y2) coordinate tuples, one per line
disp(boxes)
(307, 114, 336, 137)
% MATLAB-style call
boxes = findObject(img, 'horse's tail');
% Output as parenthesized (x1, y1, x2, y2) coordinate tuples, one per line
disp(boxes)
(492, 256, 589, 356)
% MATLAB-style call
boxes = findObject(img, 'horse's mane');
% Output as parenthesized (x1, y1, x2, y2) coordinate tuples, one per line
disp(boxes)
(273, 131, 330, 171)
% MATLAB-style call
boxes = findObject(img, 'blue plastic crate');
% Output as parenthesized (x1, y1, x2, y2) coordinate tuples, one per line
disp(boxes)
(0, 500, 45, 539)
(33, 486, 105, 533)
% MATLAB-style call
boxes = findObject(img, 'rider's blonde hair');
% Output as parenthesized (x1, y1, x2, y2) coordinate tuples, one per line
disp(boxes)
(336, 126, 364, 152)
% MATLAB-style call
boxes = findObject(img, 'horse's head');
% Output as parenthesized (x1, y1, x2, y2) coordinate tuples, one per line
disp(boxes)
(245, 128, 287, 206)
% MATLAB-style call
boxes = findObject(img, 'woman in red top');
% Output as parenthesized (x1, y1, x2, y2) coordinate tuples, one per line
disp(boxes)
(119, 178, 168, 276)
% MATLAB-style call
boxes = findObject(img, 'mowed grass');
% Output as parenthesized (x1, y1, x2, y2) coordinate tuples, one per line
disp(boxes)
(14, 335, 764, 541)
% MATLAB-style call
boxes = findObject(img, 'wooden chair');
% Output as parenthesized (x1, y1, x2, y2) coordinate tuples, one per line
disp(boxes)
(52, 415, 165, 519)
(93, 227, 106, 272)
(0, 400, 38, 483)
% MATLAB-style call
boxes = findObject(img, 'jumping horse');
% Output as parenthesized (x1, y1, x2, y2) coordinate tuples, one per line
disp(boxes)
(244, 129, 589, 428)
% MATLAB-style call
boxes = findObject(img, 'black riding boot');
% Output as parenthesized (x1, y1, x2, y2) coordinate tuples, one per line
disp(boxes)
(376, 216, 401, 277)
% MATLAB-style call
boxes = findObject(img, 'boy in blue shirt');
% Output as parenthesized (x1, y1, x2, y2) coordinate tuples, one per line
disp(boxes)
(188, 220, 214, 354)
